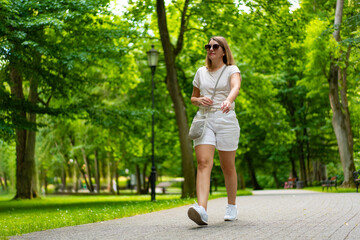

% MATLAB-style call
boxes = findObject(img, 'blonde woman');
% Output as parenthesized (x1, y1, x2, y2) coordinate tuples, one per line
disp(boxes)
(188, 36, 242, 225)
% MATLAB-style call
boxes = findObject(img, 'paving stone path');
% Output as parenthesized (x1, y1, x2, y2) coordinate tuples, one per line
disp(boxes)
(11, 190, 360, 240)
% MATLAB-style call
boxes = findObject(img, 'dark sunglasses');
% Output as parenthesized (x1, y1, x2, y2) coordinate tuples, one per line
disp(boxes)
(205, 44, 222, 50)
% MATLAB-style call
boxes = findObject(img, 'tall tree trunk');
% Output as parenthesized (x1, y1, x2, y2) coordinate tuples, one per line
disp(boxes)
(245, 153, 262, 190)
(272, 170, 280, 189)
(69, 138, 90, 191)
(237, 172, 246, 190)
(107, 152, 114, 193)
(289, 151, 298, 179)
(94, 150, 100, 193)
(312, 161, 319, 181)
(81, 148, 94, 192)
(61, 165, 66, 191)
(298, 138, 307, 186)
(328, 64, 355, 187)
(320, 162, 327, 180)
(74, 156, 90, 191)
(340, 57, 353, 156)
(135, 164, 142, 195)
(286, 80, 299, 181)
(73, 163, 78, 193)
(312, 160, 327, 181)
(304, 126, 312, 186)
(27, 74, 39, 197)
(3, 172, 8, 191)
(237, 161, 246, 190)
(111, 160, 117, 194)
(10, 66, 36, 199)
(142, 163, 148, 194)
(328, 0, 355, 187)
(43, 169, 48, 194)
(10, 49, 40, 199)
(156, 0, 196, 198)
(101, 155, 107, 183)
(114, 161, 119, 195)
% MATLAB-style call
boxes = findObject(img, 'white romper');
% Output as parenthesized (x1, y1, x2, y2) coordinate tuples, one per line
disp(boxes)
(192, 65, 241, 151)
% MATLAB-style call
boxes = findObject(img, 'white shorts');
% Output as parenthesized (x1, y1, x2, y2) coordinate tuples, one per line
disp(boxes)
(193, 110, 240, 151)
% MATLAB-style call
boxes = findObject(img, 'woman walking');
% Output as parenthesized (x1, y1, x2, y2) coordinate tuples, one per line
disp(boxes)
(188, 36, 242, 225)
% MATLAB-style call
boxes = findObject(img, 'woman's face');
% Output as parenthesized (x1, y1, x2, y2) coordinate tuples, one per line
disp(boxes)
(206, 39, 225, 63)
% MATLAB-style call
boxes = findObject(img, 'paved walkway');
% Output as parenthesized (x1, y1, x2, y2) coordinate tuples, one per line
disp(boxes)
(11, 190, 360, 240)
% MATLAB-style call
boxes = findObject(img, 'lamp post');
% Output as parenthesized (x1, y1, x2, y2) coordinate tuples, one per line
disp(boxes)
(147, 45, 159, 201)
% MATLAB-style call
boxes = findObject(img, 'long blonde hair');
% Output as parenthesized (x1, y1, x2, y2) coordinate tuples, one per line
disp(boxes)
(205, 36, 235, 69)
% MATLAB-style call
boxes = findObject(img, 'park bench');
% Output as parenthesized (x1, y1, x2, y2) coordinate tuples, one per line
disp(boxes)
(353, 170, 360, 192)
(321, 176, 337, 191)
(156, 182, 173, 194)
(284, 177, 297, 189)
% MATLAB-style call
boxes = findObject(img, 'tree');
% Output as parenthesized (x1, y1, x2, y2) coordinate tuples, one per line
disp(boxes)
(327, 0, 356, 187)
(156, 0, 196, 198)
(228, 1, 304, 187)
(0, 0, 126, 198)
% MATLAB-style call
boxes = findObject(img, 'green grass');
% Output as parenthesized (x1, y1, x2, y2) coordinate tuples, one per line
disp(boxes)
(0, 189, 251, 238)
(304, 186, 359, 193)
(0, 193, 14, 202)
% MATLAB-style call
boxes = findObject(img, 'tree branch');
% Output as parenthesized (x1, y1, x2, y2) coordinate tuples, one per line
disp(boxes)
(174, 0, 190, 57)
(37, 97, 47, 106)
(186, 27, 207, 33)
(345, 45, 352, 69)
(333, 0, 344, 42)
(157, 0, 176, 66)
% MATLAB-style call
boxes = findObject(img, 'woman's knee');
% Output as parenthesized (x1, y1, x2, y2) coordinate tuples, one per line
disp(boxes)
(220, 163, 236, 175)
(197, 157, 213, 171)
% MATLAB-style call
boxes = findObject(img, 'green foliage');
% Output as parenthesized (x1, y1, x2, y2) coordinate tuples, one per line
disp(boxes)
(0, 0, 359, 193)
(0, 0, 132, 135)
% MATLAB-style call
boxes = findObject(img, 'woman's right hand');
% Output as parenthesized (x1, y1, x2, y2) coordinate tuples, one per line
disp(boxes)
(191, 86, 213, 107)
(197, 97, 213, 107)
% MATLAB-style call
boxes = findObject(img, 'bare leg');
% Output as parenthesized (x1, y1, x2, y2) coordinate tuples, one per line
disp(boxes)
(195, 144, 215, 210)
(219, 150, 237, 205)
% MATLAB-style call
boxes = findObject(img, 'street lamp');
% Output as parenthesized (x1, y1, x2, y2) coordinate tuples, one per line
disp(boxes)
(147, 45, 159, 201)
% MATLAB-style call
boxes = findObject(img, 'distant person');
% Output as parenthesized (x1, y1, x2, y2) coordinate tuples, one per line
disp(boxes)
(188, 36, 242, 225)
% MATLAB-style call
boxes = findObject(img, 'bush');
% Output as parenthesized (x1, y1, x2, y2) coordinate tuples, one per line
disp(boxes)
(311, 180, 321, 186)
(46, 184, 55, 194)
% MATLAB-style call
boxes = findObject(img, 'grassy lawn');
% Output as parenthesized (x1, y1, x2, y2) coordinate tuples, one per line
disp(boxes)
(304, 186, 359, 193)
(0, 189, 251, 238)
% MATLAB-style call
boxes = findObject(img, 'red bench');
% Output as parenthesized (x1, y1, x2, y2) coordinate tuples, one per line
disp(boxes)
(284, 178, 297, 189)
(321, 176, 337, 191)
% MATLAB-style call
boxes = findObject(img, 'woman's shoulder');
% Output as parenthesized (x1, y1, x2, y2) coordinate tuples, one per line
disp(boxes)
(227, 65, 239, 70)
(226, 65, 240, 72)
(196, 66, 207, 72)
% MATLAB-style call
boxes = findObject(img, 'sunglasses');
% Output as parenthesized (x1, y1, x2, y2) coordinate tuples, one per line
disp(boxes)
(205, 44, 222, 50)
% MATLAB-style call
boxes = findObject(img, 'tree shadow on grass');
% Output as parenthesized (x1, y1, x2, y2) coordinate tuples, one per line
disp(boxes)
(0, 198, 186, 213)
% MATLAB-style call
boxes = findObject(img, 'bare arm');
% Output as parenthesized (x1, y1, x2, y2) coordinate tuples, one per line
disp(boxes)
(191, 86, 213, 107)
(221, 72, 241, 113)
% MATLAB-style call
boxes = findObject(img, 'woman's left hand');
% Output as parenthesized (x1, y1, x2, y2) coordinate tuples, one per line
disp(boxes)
(221, 100, 232, 113)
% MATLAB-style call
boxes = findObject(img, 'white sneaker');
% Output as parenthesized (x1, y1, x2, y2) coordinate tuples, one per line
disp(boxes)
(224, 204, 237, 221)
(187, 202, 208, 225)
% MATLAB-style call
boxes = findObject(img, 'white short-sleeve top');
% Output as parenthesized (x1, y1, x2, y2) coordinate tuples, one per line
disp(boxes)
(192, 65, 240, 109)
